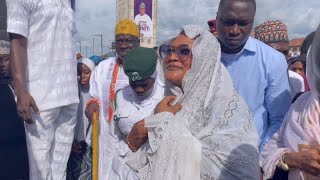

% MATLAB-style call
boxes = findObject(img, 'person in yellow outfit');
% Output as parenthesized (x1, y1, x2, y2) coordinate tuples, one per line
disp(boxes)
(85, 19, 140, 180)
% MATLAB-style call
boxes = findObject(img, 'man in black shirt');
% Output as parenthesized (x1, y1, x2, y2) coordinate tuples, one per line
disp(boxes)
(0, 40, 29, 180)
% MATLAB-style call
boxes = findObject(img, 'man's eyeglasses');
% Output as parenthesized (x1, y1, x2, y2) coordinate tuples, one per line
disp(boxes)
(130, 81, 152, 89)
(115, 38, 137, 45)
(219, 17, 253, 27)
(159, 44, 192, 61)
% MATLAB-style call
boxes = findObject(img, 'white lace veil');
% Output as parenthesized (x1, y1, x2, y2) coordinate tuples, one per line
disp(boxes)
(144, 25, 259, 180)
(157, 25, 240, 134)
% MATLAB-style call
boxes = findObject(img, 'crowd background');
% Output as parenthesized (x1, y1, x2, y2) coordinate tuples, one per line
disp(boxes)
(73, 0, 319, 58)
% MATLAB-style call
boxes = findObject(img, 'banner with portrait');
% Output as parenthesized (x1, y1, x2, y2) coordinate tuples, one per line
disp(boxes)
(134, 0, 153, 39)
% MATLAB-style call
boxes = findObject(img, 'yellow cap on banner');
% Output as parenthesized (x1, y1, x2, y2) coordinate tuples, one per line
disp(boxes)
(115, 19, 139, 37)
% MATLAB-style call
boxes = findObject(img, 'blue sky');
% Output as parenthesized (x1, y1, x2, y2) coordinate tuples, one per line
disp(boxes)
(75, 0, 320, 56)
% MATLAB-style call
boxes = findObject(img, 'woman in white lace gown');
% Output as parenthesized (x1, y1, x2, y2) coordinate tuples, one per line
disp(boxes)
(126, 25, 260, 180)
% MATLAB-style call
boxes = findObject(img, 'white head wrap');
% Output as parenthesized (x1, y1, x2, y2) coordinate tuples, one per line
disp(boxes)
(78, 58, 95, 71)
(0, 40, 10, 55)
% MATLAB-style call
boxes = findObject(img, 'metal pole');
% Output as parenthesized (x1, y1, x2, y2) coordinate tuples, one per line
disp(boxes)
(93, 34, 103, 56)
(76, 41, 82, 54)
(100, 35, 103, 56)
(86, 46, 88, 57)
(92, 37, 95, 55)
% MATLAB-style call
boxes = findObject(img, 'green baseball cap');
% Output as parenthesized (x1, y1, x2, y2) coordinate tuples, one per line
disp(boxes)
(123, 47, 157, 82)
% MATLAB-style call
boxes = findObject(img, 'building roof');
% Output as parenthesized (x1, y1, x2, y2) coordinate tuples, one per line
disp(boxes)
(289, 38, 305, 47)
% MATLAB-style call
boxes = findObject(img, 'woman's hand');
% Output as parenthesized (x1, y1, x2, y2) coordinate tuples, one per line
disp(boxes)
(283, 148, 320, 176)
(155, 96, 182, 115)
(127, 120, 148, 152)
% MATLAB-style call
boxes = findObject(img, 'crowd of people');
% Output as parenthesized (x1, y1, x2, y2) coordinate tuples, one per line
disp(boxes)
(1, 0, 319, 180)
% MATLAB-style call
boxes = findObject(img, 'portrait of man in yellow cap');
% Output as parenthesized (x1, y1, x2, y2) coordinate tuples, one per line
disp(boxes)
(85, 18, 140, 179)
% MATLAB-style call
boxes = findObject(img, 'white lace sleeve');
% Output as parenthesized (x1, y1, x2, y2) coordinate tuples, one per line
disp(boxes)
(144, 112, 174, 152)
(146, 114, 202, 180)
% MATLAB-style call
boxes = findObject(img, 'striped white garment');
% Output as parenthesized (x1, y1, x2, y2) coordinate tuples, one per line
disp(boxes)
(25, 104, 78, 180)
(6, 0, 79, 111)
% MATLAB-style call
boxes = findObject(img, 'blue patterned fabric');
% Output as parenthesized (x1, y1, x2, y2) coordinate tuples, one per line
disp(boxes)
(67, 141, 92, 180)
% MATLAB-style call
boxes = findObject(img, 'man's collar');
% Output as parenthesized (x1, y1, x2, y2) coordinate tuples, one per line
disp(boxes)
(242, 37, 256, 53)
(220, 37, 256, 55)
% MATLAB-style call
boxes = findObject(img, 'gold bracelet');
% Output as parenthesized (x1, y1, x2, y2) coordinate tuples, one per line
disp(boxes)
(277, 153, 290, 171)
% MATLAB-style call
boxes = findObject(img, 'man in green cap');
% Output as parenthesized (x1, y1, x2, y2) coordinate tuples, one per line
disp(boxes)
(104, 47, 164, 179)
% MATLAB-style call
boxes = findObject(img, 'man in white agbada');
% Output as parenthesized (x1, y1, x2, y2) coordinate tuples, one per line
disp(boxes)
(85, 19, 140, 180)
(126, 25, 260, 180)
(7, 0, 79, 179)
(106, 47, 164, 179)
(134, 2, 153, 38)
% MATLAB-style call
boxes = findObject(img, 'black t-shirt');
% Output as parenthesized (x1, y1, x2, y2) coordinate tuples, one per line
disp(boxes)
(0, 79, 26, 143)
(0, 78, 29, 179)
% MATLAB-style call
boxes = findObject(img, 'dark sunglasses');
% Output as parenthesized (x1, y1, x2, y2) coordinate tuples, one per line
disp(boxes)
(159, 44, 192, 61)
(219, 17, 253, 27)
(129, 78, 155, 89)
(115, 38, 137, 45)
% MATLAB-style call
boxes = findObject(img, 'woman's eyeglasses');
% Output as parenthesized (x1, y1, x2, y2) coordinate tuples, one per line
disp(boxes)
(159, 44, 192, 61)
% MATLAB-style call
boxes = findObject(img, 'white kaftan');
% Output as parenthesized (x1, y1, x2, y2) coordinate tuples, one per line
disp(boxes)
(89, 57, 129, 180)
(106, 78, 164, 180)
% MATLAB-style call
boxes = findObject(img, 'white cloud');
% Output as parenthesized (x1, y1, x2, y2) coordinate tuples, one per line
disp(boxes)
(75, 0, 116, 56)
(75, 0, 320, 56)
(254, 0, 319, 39)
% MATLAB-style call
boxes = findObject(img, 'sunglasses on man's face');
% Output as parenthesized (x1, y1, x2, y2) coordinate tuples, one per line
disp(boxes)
(159, 44, 192, 61)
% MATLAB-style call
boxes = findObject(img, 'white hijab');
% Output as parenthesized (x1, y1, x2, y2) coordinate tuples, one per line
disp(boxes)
(144, 25, 259, 180)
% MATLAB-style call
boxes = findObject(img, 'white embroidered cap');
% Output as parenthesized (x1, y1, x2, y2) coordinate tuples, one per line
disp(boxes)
(0, 40, 10, 55)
